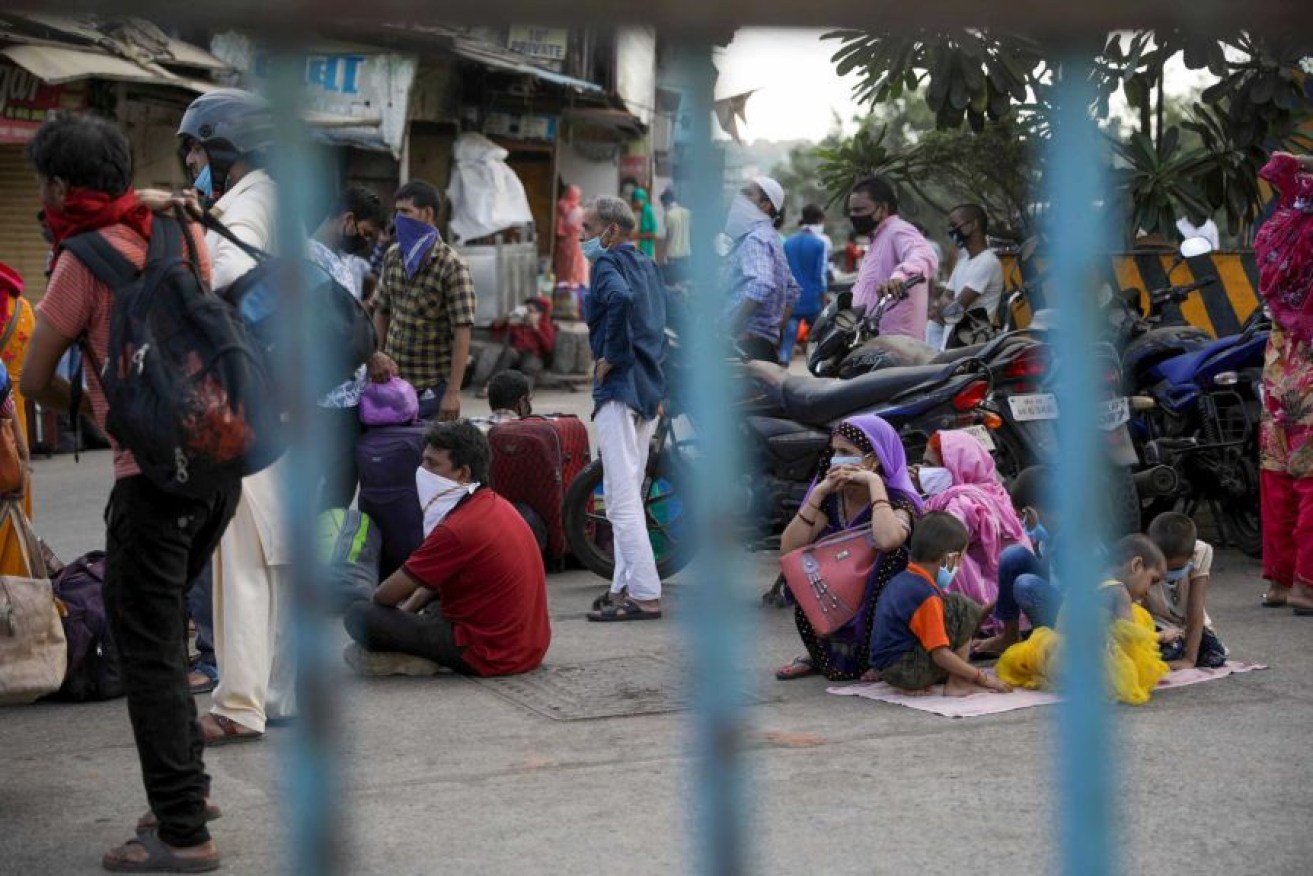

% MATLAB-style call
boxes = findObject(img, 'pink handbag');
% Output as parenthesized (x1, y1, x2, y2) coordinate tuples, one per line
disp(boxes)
(780, 527, 880, 637)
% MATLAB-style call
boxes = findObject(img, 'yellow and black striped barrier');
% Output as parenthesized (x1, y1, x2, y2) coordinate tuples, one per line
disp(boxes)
(1000, 251, 1263, 338)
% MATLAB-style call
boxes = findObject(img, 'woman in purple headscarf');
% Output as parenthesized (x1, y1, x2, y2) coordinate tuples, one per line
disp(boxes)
(775, 414, 923, 680)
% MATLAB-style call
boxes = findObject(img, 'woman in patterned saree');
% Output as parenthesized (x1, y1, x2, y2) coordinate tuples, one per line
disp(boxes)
(775, 414, 922, 680)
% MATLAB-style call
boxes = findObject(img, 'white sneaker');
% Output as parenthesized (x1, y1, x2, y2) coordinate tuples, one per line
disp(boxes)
(343, 643, 442, 677)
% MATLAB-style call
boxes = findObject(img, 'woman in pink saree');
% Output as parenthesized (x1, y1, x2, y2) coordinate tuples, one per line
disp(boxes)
(554, 184, 588, 287)
(920, 431, 1030, 618)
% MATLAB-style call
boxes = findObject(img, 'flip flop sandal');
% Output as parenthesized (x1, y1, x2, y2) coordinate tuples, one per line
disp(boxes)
(188, 671, 216, 695)
(775, 657, 817, 680)
(591, 590, 620, 612)
(587, 597, 662, 622)
(200, 714, 263, 747)
(137, 802, 222, 834)
(102, 829, 220, 873)
(1261, 593, 1288, 608)
(1292, 605, 1313, 616)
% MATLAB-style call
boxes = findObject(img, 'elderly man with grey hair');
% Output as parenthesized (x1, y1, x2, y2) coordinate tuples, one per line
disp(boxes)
(580, 195, 670, 621)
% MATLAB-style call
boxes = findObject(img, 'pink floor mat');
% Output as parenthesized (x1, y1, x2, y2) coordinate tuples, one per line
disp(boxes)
(826, 661, 1268, 719)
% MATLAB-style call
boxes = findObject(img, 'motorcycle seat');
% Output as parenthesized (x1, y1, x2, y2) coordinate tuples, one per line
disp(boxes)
(931, 343, 987, 364)
(780, 364, 948, 426)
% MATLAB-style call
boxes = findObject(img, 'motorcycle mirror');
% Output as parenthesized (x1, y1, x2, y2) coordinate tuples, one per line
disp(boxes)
(1179, 236, 1213, 260)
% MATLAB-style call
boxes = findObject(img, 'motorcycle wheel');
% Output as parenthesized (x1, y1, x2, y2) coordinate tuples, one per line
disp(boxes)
(1219, 452, 1263, 559)
(563, 451, 696, 582)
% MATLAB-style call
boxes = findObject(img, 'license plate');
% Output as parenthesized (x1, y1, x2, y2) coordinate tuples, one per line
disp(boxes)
(1008, 393, 1059, 422)
(1097, 396, 1130, 431)
(954, 425, 996, 451)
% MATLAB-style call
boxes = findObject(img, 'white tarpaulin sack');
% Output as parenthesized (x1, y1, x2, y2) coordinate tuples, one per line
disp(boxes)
(446, 132, 534, 242)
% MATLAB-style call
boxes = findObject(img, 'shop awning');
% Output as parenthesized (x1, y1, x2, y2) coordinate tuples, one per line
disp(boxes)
(447, 38, 603, 94)
(0, 43, 199, 88)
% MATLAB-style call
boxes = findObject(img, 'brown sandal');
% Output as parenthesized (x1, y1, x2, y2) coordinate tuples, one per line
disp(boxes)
(200, 713, 262, 747)
(102, 829, 219, 873)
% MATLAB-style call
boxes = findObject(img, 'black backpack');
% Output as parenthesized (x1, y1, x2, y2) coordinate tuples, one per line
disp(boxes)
(200, 212, 377, 398)
(62, 215, 283, 495)
(47, 551, 124, 702)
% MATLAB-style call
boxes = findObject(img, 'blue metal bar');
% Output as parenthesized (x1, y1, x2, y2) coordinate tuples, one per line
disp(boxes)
(265, 51, 343, 875)
(672, 40, 752, 876)
(1044, 56, 1117, 876)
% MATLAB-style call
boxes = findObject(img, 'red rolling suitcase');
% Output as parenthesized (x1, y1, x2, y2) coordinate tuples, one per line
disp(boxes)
(488, 415, 591, 563)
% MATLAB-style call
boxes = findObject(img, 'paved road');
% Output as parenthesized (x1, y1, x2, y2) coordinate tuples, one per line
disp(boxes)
(2, 388, 1309, 875)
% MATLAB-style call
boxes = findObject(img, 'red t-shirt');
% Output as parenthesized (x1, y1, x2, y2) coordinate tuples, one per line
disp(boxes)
(404, 489, 550, 676)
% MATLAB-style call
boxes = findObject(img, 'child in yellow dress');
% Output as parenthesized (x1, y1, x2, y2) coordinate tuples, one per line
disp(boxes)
(996, 534, 1171, 705)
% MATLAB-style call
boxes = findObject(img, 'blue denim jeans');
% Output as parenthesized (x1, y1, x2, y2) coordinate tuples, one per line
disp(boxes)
(186, 562, 217, 682)
(779, 312, 819, 364)
(995, 544, 1063, 628)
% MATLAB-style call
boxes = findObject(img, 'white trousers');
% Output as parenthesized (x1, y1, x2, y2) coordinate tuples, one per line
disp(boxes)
(596, 401, 662, 601)
(210, 492, 296, 733)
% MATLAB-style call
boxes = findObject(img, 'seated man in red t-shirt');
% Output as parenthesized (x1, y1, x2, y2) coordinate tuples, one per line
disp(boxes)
(343, 421, 551, 677)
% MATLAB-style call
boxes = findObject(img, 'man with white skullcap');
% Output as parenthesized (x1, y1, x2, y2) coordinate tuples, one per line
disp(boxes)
(722, 175, 801, 362)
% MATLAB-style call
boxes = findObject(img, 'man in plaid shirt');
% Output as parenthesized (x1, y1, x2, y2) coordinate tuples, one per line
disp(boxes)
(372, 180, 477, 420)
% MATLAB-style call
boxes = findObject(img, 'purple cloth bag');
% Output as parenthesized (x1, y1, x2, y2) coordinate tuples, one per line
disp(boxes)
(359, 378, 419, 426)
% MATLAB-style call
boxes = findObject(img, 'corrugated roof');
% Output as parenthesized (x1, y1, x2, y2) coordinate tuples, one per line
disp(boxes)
(0, 43, 198, 88)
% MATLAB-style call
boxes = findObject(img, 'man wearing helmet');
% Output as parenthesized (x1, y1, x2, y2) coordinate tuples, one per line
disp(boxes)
(174, 89, 297, 752)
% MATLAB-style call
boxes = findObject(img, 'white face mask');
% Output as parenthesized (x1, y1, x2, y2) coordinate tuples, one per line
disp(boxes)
(724, 194, 768, 240)
(919, 465, 954, 497)
(416, 467, 477, 536)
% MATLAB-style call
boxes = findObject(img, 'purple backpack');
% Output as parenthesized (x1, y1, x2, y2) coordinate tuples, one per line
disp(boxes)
(48, 551, 124, 702)
(359, 378, 419, 427)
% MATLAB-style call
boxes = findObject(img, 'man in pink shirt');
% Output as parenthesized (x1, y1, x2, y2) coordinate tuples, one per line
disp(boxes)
(848, 176, 939, 341)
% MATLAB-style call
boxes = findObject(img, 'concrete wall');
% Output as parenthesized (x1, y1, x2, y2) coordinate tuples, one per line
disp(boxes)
(557, 140, 618, 202)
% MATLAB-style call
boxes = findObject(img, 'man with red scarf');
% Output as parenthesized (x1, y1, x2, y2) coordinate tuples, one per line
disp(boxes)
(21, 114, 238, 872)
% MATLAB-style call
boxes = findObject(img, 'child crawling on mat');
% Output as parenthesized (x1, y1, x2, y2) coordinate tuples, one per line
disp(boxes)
(996, 534, 1172, 705)
(863, 512, 1012, 696)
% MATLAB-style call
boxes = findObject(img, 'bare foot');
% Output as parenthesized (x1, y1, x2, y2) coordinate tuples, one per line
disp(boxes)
(944, 674, 992, 697)
(858, 668, 881, 683)
(1263, 584, 1289, 606)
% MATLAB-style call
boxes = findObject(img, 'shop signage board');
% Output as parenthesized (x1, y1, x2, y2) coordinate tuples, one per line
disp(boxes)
(506, 26, 569, 63)
(0, 61, 87, 144)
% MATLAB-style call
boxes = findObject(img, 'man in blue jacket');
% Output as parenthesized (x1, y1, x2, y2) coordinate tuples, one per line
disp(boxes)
(781, 204, 831, 363)
(581, 196, 669, 621)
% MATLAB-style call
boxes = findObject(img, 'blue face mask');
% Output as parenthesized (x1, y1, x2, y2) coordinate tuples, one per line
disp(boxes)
(1026, 521, 1050, 549)
(581, 235, 605, 263)
(193, 164, 213, 198)
(1163, 561, 1193, 584)
(829, 455, 864, 469)
(936, 564, 957, 590)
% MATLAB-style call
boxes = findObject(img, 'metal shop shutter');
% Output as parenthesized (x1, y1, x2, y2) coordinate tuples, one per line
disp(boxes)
(0, 145, 50, 299)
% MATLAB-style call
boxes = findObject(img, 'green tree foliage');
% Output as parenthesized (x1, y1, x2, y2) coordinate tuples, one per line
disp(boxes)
(826, 28, 1312, 242)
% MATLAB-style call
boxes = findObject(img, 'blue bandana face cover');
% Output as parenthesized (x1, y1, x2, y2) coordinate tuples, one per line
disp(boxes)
(395, 213, 441, 279)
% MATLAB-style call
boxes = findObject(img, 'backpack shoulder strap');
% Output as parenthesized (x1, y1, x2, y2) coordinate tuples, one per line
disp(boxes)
(61, 231, 140, 292)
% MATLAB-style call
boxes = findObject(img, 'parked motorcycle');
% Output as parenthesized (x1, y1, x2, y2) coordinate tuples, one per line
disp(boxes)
(1110, 237, 1267, 555)
(806, 275, 938, 378)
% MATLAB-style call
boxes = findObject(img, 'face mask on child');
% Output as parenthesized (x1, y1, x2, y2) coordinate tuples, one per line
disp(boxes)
(1163, 561, 1193, 584)
(1021, 507, 1050, 550)
(830, 455, 865, 469)
(919, 465, 953, 496)
(936, 560, 959, 590)
(416, 467, 477, 536)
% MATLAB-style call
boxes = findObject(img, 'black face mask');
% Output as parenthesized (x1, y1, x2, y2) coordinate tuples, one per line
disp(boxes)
(849, 214, 878, 235)
(341, 232, 371, 256)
